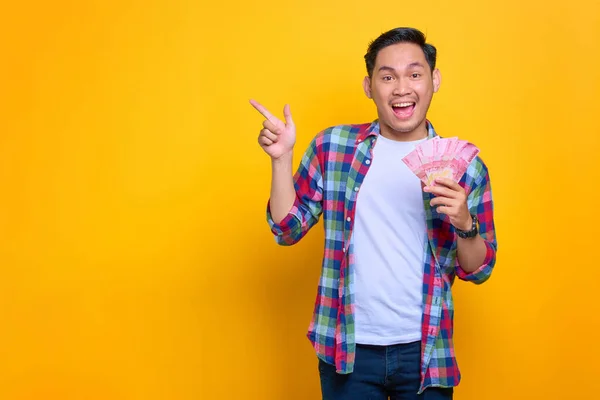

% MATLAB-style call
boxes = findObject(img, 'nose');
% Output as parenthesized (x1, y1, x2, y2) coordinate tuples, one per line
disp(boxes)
(393, 77, 411, 96)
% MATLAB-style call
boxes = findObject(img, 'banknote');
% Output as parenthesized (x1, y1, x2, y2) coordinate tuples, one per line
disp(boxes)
(402, 137, 480, 186)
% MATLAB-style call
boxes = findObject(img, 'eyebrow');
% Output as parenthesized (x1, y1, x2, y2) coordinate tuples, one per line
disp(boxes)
(377, 62, 426, 73)
(407, 62, 426, 69)
(378, 66, 396, 73)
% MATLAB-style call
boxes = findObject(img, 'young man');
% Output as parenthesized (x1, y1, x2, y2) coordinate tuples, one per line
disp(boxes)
(250, 27, 497, 400)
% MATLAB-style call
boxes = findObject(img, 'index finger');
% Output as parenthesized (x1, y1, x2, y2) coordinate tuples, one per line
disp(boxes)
(423, 184, 454, 198)
(433, 177, 462, 191)
(249, 99, 276, 122)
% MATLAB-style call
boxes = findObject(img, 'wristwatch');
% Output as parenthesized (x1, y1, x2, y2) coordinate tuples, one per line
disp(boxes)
(455, 214, 479, 239)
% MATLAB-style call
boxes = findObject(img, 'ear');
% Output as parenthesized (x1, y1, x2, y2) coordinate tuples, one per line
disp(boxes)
(363, 76, 372, 98)
(432, 68, 441, 93)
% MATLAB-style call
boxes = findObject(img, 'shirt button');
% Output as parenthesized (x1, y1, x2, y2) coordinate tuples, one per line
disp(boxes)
(346, 217, 351, 222)
(354, 187, 359, 192)
(342, 247, 346, 252)
(365, 160, 371, 165)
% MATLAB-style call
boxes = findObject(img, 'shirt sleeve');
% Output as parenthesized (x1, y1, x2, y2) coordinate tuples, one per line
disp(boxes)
(266, 135, 324, 246)
(455, 160, 498, 284)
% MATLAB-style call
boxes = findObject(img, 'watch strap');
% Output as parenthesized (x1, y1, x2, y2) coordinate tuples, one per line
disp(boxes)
(456, 214, 478, 239)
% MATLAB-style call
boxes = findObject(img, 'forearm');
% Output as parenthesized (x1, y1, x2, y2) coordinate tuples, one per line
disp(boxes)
(269, 152, 296, 224)
(456, 234, 488, 273)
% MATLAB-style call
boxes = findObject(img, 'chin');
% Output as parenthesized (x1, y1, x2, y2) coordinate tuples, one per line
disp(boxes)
(391, 115, 427, 133)
(389, 121, 420, 134)
(392, 125, 418, 133)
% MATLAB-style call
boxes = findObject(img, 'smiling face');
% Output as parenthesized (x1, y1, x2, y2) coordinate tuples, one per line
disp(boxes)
(363, 42, 441, 141)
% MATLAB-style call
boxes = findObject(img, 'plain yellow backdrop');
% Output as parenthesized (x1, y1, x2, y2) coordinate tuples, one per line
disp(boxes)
(1, 0, 599, 399)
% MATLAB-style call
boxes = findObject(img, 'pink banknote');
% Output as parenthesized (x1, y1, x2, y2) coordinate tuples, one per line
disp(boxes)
(401, 137, 480, 186)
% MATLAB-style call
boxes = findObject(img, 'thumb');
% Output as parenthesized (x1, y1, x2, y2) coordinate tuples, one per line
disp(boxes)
(283, 104, 294, 127)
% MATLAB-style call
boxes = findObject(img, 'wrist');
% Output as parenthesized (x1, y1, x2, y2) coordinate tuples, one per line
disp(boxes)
(455, 214, 479, 239)
(456, 215, 473, 232)
(271, 151, 293, 165)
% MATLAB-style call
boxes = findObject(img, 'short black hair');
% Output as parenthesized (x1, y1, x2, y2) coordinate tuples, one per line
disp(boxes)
(364, 27, 437, 78)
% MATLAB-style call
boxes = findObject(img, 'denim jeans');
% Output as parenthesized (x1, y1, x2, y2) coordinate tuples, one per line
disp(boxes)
(318, 341, 454, 400)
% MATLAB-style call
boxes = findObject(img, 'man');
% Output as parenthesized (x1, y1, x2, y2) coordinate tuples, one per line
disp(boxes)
(250, 27, 497, 400)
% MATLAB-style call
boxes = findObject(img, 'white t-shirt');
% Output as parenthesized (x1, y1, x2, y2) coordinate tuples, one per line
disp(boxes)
(353, 134, 427, 345)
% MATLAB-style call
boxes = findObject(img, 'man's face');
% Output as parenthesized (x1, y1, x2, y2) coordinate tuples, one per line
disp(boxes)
(363, 42, 441, 140)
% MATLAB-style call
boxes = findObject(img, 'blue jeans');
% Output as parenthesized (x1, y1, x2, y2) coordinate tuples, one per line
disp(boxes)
(318, 341, 453, 400)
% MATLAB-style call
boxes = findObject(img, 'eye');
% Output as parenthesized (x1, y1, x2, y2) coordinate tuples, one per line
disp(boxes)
(382, 75, 393, 81)
(411, 73, 421, 78)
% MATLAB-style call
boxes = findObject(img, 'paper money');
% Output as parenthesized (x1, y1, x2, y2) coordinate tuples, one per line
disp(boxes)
(402, 137, 480, 186)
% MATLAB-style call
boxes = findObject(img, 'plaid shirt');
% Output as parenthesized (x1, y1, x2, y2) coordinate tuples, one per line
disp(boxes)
(266, 120, 497, 393)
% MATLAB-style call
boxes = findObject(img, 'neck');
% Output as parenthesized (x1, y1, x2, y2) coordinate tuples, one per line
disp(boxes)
(380, 120, 429, 142)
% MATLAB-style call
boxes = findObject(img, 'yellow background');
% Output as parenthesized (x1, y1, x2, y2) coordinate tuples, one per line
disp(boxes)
(1, 0, 599, 399)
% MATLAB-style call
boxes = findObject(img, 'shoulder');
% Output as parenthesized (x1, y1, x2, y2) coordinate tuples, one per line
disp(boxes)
(299, 123, 372, 169)
(312, 122, 374, 149)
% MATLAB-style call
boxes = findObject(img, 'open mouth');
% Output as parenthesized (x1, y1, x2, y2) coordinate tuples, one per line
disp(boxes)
(391, 102, 416, 119)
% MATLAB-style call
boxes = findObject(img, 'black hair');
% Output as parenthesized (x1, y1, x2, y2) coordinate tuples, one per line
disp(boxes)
(364, 27, 437, 78)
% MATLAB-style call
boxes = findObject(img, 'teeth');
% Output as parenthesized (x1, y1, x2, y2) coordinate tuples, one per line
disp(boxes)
(392, 102, 414, 107)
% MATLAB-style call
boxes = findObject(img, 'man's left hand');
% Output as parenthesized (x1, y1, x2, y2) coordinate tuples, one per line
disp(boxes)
(424, 177, 472, 231)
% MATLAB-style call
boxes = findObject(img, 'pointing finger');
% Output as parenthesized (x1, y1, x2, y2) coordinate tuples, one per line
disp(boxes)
(250, 99, 278, 123)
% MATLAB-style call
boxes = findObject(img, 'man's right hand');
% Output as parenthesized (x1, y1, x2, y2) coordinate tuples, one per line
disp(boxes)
(250, 99, 296, 160)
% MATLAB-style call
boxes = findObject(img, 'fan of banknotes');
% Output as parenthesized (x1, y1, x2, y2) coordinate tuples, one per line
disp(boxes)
(402, 137, 480, 186)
